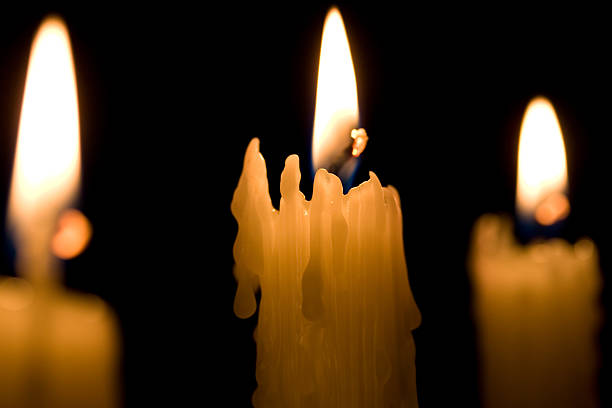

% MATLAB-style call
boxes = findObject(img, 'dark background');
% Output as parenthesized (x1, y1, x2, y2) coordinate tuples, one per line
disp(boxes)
(1, 2, 611, 407)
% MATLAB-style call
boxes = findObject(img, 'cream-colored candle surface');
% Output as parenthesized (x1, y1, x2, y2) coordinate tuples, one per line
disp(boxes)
(0, 17, 118, 408)
(469, 97, 601, 408)
(0, 278, 118, 408)
(232, 139, 420, 407)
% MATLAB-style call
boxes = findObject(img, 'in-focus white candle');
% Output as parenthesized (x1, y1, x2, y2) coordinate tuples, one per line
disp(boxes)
(231, 8, 420, 407)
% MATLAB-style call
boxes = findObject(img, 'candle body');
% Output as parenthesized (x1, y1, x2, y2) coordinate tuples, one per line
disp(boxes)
(469, 214, 600, 408)
(232, 138, 420, 407)
(0, 277, 119, 408)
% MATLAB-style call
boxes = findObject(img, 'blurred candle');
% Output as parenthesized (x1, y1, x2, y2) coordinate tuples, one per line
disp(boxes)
(231, 8, 420, 407)
(469, 97, 600, 408)
(0, 17, 118, 408)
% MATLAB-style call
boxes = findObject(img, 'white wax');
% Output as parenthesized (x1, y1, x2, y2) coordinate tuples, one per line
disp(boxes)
(0, 277, 119, 408)
(469, 214, 600, 408)
(232, 138, 420, 407)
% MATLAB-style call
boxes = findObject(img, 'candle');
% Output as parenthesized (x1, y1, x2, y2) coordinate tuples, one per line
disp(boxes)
(231, 8, 420, 407)
(469, 97, 601, 408)
(0, 17, 118, 408)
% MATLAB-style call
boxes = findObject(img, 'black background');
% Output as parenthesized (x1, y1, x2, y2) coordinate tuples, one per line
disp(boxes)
(1, 2, 611, 407)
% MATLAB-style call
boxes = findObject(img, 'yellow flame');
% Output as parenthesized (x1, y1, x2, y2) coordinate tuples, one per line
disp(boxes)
(8, 16, 80, 236)
(312, 7, 359, 170)
(516, 97, 568, 224)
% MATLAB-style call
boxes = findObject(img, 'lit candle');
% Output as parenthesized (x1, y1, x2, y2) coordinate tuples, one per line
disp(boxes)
(0, 16, 118, 408)
(231, 8, 420, 407)
(469, 97, 601, 408)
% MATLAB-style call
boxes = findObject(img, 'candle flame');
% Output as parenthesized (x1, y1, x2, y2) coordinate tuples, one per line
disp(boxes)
(7, 16, 80, 257)
(516, 97, 568, 225)
(312, 7, 360, 178)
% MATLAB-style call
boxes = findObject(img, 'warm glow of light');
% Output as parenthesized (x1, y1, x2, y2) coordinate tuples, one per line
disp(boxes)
(51, 209, 92, 259)
(516, 97, 568, 224)
(8, 16, 80, 235)
(312, 7, 359, 170)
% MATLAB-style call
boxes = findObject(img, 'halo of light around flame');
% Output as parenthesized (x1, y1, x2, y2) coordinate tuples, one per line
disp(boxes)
(516, 97, 568, 222)
(8, 16, 80, 232)
(312, 7, 359, 173)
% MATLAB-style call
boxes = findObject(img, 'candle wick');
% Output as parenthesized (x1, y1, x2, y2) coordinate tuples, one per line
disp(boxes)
(350, 128, 368, 157)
